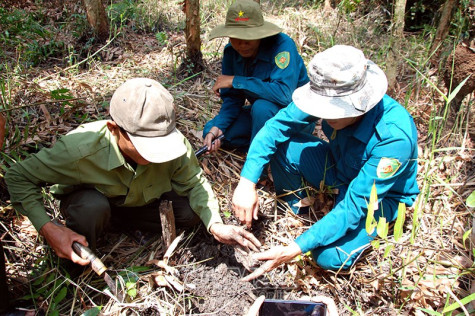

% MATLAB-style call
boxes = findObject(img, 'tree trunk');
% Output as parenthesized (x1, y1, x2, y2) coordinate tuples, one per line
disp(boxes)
(180, 0, 204, 75)
(430, 0, 458, 54)
(386, 0, 407, 92)
(82, 0, 109, 42)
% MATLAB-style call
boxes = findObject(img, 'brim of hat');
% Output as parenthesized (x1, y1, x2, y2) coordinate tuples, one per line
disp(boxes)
(209, 22, 282, 40)
(127, 128, 187, 163)
(292, 61, 388, 119)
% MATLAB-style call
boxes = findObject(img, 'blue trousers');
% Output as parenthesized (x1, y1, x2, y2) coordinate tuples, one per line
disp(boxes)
(271, 133, 399, 270)
(204, 99, 314, 149)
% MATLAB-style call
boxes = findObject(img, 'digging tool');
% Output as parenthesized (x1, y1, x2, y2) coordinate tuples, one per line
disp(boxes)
(195, 134, 225, 158)
(71, 242, 124, 302)
(51, 219, 124, 301)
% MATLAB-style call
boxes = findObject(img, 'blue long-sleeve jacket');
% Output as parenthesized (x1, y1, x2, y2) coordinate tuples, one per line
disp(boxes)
(241, 95, 419, 253)
(212, 33, 308, 132)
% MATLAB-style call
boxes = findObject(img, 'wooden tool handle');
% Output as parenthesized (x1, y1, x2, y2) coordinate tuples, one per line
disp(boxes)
(72, 242, 107, 276)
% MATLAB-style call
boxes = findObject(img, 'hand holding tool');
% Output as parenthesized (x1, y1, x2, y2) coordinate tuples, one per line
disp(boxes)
(72, 242, 106, 276)
(195, 134, 225, 157)
(71, 242, 123, 301)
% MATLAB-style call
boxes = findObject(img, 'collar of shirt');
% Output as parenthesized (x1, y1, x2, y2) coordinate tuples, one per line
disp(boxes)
(351, 97, 386, 143)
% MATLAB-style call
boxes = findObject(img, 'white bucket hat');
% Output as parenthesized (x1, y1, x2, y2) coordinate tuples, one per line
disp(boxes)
(292, 45, 388, 119)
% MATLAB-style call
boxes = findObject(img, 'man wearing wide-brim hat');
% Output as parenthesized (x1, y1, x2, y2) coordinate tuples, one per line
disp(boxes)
(231, 45, 420, 279)
(5, 78, 261, 271)
(202, 0, 313, 154)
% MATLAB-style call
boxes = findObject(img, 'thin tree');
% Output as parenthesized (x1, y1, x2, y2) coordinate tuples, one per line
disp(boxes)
(82, 0, 109, 42)
(181, 0, 204, 74)
(430, 0, 459, 55)
(386, 0, 407, 91)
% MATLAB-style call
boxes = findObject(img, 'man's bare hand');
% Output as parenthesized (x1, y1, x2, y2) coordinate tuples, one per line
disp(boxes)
(39, 221, 90, 265)
(212, 75, 234, 97)
(241, 242, 302, 282)
(203, 127, 223, 153)
(232, 177, 259, 228)
(209, 223, 261, 251)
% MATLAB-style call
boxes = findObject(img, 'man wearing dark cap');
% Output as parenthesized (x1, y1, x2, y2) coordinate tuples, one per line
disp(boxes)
(231, 45, 419, 280)
(202, 0, 312, 154)
(5, 78, 260, 267)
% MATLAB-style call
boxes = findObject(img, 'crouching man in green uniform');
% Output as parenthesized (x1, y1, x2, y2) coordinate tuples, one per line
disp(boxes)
(5, 78, 260, 267)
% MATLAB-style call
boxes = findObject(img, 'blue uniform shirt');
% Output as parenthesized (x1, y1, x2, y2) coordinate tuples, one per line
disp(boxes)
(241, 95, 419, 253)
(212, 33, 309, 133)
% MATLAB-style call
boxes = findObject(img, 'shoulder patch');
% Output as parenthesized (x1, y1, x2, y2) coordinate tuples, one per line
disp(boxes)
(275, 51, 290, 69)
(376, 158, 401, 179)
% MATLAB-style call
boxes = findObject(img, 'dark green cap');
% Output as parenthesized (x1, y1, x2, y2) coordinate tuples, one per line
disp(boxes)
(209, 0, 282, 40)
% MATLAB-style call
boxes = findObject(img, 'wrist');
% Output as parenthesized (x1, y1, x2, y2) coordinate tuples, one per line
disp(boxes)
(239, 177, 256, 189)
(288, 241, 303, 257)
(208, 130, 217, 138)
(209, 222, 222, 234)
(39, 221, 55, 236)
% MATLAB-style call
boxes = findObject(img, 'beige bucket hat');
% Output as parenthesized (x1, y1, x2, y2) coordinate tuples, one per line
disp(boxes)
(209, 0, 282, 40)
(110, 78, 187, 163)
(293, 45, 388, 119)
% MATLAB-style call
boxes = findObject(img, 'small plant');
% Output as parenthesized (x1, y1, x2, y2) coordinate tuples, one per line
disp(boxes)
(155, 31, 168, 45)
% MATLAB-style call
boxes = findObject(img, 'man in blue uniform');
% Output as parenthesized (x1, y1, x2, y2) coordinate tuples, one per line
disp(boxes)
(231, 45, 419, 280)
(202, 0, 311, 153)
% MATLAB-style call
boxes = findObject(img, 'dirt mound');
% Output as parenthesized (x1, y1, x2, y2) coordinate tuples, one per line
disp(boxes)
(177, 237, 256, 315)
(444, 44, 475, 109)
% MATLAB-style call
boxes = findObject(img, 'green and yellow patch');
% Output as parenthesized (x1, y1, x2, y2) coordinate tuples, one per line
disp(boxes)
(376, 158, 401, 179)
(275, 51, 290, 69)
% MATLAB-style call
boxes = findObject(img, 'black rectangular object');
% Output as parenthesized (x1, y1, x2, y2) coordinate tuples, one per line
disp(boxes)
(258, 299, 327, 316)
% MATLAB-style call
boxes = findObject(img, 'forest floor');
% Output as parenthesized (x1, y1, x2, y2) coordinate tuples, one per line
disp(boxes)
(0, 0, 474, 315)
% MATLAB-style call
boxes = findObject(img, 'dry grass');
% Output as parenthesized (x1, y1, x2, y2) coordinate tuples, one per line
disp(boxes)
(0, 0, 474, 315)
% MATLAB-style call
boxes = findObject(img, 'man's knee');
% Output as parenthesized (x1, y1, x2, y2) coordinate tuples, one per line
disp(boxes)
(61, 190, 111, 223)
(59, 189, 111, 248)
(251, 100, 280, 128)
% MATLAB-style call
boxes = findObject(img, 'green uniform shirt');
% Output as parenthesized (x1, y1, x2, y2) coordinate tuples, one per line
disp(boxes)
(5, 120, 223, 232)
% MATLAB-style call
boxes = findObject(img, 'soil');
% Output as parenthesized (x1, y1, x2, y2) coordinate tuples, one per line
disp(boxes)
(172, 228, 262, 315)
(443, 44, 475, 108)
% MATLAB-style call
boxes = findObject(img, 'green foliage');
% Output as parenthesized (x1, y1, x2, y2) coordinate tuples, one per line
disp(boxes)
(126, 281, 138, 299)
(442, 293, 475, 313)
(20, 256, 73, 316)
(365, 182, 378, 235)
(466, 190, 475, 208)
(81, 307, 103, 316)
(337, 0, 362, 14)
(394, 203, 406, 242)
(155, 31, 168, 45)
(108, 0, 185, 33)
(0, 7, 64, 67)
(365, 182, 411, 259)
